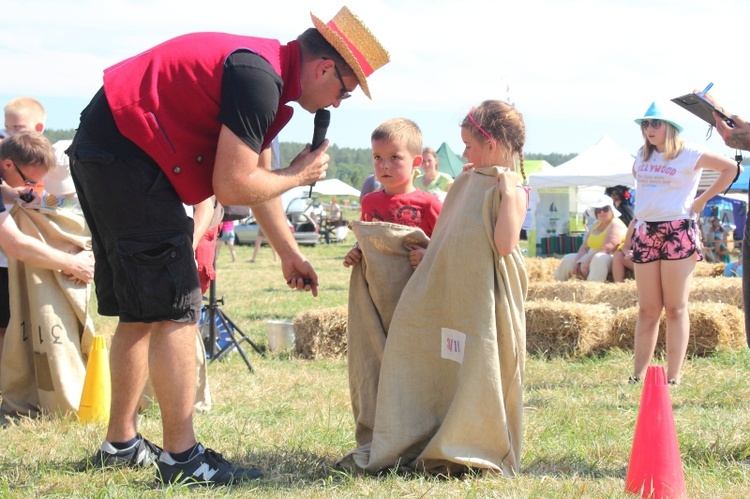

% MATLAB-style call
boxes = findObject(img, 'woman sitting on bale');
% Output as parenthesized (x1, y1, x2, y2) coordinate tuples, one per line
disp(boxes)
(553, 195, 627, 282)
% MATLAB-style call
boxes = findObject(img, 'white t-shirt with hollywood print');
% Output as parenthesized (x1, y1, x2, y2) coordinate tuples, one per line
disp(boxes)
(633, 142, 705, 222)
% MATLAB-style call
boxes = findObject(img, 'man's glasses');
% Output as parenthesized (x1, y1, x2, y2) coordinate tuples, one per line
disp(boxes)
(594, 206, 611, 215)
(332, 65, 352, 100)
(323, 58, 352, 100)
(640, 119, 663, 130)
(11, 160, 38, 186)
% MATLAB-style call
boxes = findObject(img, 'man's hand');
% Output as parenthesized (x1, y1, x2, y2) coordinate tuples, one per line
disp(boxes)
(287, 141, 330, 187)
(702, 92, 750, 152)
(715, 112, 750, 151)
(282, 253, 319, 297)
(62, 249, 95, 285)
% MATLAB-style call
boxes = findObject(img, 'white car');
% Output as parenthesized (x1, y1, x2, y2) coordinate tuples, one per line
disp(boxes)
(234, 212, 319, 247)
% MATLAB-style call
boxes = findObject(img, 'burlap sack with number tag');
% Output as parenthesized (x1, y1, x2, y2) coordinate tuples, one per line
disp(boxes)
(338, 167, 527, 475)
(345, 221, 429, 447)
(1, 203, 95, 418)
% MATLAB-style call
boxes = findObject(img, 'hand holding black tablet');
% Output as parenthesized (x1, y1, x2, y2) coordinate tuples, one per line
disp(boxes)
(671, 84, 735, 128)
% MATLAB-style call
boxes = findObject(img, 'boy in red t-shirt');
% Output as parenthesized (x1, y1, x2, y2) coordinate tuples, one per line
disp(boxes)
(344, 118, 442, 270)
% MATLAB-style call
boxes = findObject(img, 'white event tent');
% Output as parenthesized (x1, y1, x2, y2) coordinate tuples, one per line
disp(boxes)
(528, 135, 636, 189)
(526, 135, 635, 255)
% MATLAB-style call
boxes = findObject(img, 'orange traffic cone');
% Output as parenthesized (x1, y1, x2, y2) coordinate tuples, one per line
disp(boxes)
(625, 365, 686, 498)
(77, 335, 111, 424)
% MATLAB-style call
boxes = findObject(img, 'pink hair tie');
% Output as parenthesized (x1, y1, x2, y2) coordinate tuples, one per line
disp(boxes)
(468, 108, 493, 141)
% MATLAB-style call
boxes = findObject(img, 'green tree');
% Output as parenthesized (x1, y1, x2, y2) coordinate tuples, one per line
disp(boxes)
(43, 128, 76, 143)
(525, 152, 577, 167)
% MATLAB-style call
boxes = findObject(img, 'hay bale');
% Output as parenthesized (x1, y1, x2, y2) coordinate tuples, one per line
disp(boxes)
(610, 302, 745, 355)
(293, 306, 347, 360)
(528, 276, 742, 311)
(694, 261, 725, 278)
(691, 276, 743, 309)
(526, 300, 615, 357)
(524, 257, 560, 282)
(524, 256, 724, 282)
(527, 281, 639, 310)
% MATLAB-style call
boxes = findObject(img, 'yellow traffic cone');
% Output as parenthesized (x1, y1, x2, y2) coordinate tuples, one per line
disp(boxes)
(77, 335, 111, 424)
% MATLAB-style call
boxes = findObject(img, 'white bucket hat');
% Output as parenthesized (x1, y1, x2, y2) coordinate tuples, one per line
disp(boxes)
(585, 195, 621, 219)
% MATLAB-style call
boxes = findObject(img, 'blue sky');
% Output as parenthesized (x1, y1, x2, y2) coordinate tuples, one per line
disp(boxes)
(2, 0, 748, 159)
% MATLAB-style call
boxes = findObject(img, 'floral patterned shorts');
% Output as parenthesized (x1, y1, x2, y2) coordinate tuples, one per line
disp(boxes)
(631, 219, 702, 264)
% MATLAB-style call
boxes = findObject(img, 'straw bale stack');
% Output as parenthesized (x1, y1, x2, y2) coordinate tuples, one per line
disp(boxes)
(524, 257, 726, 281)
(693, 261, 726, 278)
(526, 300, 615, 357)
(690, 276, 743, 309)
(524, 257, 560, 283)
(611, 302, 745, 355)
(527, 276, 742, 311)
(293, 306, 348, 360)
(290, 271, 745, 361)
(527, 281, 639, 310)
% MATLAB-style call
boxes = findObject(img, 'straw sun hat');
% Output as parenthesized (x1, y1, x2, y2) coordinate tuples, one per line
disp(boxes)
(311, 6, 390, 99)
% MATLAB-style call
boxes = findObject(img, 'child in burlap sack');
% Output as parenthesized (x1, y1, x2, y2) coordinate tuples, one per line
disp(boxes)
(343, 118, 442, 448)
(338, 100, 529, 476)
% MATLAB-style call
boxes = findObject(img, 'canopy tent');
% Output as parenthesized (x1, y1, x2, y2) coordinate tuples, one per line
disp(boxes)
(436, 142, 466, 178)
(524, 160, 552, 177)
(279, 179, 360, 213)
(528, 135, 635, 189)
(526, 136, 635, 256)
(694, 163, 746, 192)
(311, 179, 361, 197)
(727, 167, 750, 192)
(704, 193, 746, 241)
(522, 161, 552, 233)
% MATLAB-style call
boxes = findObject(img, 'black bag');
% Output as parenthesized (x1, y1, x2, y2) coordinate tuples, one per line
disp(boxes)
(221, 205, 250, 222)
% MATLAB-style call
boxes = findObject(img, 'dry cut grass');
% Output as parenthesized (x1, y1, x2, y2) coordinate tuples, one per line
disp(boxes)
(1, 247, 750, 497)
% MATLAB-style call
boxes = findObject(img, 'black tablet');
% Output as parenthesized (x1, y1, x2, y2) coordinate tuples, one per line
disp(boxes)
(671, 93, 735, 127)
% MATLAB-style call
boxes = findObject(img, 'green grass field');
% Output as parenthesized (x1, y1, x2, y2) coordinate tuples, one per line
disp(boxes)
(2, 241, 750, 497)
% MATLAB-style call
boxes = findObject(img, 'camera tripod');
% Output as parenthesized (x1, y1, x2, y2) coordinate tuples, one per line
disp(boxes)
(201, 278, 264, 373)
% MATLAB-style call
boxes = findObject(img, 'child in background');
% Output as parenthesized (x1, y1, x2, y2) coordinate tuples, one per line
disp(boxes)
(341, 118, 441, 449)
(0, 132, 94, 382)
(338, 100, 529, 476)
(343, 118, 442, 270)
(215, 220, 237, 263)
(1, 98, 49, 377)
(4, 97, 45, 135)
(3, 97, 46, 199)
(724, 250, 744, 277)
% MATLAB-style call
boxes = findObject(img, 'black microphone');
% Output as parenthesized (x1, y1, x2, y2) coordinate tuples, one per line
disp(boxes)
(308, 109, 330, 197)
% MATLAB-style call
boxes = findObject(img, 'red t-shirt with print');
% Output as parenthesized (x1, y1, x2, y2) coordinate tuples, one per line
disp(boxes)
(361, 189, 442, 237)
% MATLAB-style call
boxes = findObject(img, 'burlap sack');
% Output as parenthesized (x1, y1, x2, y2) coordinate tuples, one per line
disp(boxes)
(338, 167, 527, 475)
(1, 203, 95, 417)
(346, 221, 429, 447)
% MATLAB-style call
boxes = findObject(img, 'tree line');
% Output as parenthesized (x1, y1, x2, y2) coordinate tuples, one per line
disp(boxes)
(43, 129, 608, 190)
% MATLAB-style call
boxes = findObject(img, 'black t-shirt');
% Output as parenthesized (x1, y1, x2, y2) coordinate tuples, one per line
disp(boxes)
(218, 50, 283, 153)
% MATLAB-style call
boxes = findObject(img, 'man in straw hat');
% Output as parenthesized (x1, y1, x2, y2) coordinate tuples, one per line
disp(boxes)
(67, 6, 389, 486)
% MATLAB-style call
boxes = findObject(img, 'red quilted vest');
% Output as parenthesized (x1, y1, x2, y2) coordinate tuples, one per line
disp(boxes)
(103, 33, 301, 204)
